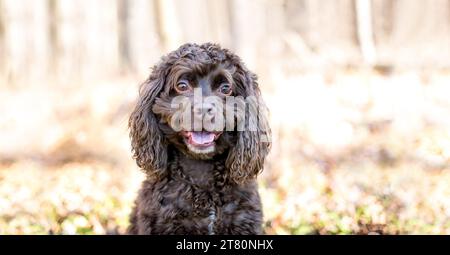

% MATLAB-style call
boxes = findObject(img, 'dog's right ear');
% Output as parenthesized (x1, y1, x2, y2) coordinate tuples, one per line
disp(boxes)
(129, 64, 170, 179)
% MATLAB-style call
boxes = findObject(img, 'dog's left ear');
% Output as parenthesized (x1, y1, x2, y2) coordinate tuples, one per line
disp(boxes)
(226, 66, 271, 184)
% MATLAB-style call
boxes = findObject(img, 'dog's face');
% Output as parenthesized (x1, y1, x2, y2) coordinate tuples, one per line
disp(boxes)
(129, 43, 271, 183)
(152, 63, 237, 159)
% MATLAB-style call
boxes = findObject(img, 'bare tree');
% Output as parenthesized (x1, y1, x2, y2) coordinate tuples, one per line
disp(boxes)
(355, 0, 377, 66)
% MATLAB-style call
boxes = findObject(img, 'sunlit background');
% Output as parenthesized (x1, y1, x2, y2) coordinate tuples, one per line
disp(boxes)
(1, 0, 450, 234)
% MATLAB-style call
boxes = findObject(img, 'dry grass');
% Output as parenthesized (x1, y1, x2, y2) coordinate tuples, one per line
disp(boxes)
(1, 70, 449, 234)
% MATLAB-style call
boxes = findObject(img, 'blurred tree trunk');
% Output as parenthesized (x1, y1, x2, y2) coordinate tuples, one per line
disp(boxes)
(117, 0, 131, 73)
(47, 0, 58, 78)
(355, 0, 377, 66)
(0, 0, 4, 78)
(228, 0, 266, 69)
(124, 0, 161, 76)
(154, 0, 181, 52)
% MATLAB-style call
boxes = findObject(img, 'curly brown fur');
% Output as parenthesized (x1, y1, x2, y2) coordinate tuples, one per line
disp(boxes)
(128, 43, 271, 234)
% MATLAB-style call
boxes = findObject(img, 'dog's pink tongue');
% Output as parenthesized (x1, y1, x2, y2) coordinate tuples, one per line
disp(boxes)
(190, 131, 215, 145)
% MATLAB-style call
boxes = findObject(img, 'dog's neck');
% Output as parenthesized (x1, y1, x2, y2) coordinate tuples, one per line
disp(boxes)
(176, 153, 217, 187)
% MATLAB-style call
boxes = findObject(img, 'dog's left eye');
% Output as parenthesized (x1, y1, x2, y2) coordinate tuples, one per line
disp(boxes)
(219, 83, 232, 95)
(175, 80, 191, 93)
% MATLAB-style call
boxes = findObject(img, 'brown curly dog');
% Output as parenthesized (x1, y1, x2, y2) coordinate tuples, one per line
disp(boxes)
(128, 43, 271, 234)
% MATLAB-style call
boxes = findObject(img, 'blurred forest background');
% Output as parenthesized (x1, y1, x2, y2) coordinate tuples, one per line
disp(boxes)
(1, 0, 450, 234)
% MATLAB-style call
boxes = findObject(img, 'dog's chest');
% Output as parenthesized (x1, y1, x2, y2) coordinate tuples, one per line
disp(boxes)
(160, 178, 242, 234)
(156, 158, 258, 234)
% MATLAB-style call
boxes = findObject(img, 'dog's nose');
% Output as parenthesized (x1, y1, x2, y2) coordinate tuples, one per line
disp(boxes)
(204, 103, 216, 116)
(193, 102, 216, 118)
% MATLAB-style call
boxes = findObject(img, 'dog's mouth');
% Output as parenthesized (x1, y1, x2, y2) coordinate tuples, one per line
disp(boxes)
(181, 131, 222, 148)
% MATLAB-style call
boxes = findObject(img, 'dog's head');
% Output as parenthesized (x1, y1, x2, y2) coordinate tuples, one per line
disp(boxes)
(129, 43, 271, 183)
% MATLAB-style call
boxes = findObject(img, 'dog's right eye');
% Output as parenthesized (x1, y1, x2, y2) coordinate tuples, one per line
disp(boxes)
(175, 80, 191, 93)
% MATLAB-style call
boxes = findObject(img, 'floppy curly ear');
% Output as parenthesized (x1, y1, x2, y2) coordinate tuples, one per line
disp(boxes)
(129, 66, 170, 179)
(226, 67, 271, 184)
